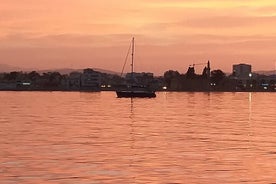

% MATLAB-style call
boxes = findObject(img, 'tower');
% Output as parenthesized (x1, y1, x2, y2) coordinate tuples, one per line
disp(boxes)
(207, 60, 211, 78)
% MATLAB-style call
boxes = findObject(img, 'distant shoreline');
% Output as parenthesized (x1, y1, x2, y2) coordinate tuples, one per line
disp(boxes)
(0, 89, 275, 93)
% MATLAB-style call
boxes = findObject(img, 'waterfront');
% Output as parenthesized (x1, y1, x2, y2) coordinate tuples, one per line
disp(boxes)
(0, 91, 276, 183)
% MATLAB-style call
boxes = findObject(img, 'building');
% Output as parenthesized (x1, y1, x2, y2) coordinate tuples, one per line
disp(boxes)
(233, 63, 252, 79)
(68, 72, 82, 90)
(80, 68, 101, 90)
(125, 72, 154, 86)
(232, 63, 253, 89)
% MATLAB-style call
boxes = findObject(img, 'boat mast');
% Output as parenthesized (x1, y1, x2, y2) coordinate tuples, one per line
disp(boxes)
(131, 37, 134, 81)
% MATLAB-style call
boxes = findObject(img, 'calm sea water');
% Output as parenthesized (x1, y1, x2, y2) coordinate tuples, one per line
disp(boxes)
(0, 91, 276, 184)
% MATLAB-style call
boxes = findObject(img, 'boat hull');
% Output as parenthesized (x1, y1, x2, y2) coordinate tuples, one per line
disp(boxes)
(116, 91, 156, 98)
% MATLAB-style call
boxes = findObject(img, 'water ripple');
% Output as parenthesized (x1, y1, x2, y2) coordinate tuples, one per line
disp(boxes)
(0, 91, 276, 183)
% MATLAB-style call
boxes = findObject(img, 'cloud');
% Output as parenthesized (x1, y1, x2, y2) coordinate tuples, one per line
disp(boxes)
(183, 16, 276, 28)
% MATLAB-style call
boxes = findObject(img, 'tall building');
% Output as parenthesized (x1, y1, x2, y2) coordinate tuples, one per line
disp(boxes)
(233, 63, 252, 79)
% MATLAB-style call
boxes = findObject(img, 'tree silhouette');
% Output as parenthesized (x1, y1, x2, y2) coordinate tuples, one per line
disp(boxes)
(211, 70, 226, 84)
(4, 71, 21, 81)
(186, 67, 196, 79)
(27, 71, 40, 81)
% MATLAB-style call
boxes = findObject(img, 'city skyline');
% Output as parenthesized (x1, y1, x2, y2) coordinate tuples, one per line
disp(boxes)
(1, 0, 276, 75)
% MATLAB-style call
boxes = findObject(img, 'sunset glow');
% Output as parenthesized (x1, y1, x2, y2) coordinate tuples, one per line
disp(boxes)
(1, 0, 276, 75)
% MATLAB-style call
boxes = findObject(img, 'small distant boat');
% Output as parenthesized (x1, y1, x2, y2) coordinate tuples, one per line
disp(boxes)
(116, 37, 156, 98)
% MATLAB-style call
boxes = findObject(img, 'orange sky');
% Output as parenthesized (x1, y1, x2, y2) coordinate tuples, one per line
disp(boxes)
(1, 0, 276, 75)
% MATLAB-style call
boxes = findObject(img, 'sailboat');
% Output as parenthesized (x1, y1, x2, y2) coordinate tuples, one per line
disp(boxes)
(116, 37, 156, 98)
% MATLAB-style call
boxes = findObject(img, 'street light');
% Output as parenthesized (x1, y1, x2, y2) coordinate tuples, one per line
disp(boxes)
(249, 73, 253, 88)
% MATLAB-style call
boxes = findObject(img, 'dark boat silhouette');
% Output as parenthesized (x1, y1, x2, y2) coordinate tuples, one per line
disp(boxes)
(116, 37, 156, 98)
(116, 85, 156, 98)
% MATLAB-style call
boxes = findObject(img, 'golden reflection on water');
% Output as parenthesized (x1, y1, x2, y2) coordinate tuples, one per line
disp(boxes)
(0, 91, 276, 183)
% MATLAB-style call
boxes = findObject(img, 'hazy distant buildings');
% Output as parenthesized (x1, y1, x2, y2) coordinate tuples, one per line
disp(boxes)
(68, 72, 82, 89)
(80, 68, 101, 90)
(163, 61, 212, 91)
(126, 72, 153, 79)
(68, 68, 101, 90)
(125, 72, 154, 85)
(0, 63, 274, 92)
